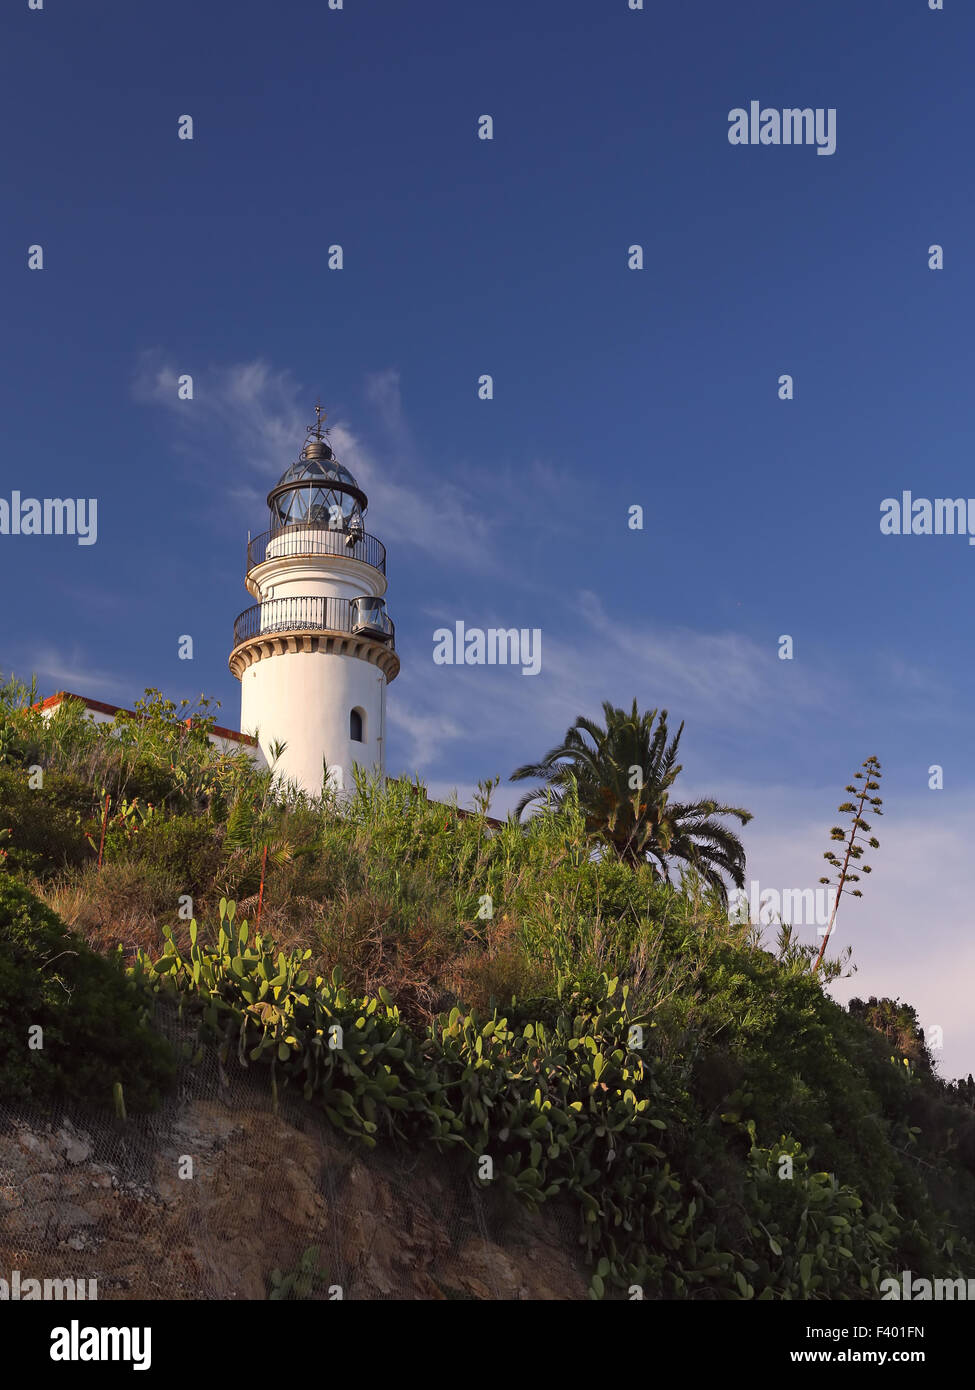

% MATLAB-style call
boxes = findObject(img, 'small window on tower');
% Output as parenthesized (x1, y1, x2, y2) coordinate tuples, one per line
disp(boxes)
(350, 708, 364, 743)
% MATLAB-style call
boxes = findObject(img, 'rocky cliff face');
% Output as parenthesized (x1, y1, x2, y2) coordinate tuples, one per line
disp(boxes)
(0, 1090, 588, 1301)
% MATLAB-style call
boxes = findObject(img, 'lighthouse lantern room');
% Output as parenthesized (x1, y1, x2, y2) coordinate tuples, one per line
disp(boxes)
(229, 405, 399, 795)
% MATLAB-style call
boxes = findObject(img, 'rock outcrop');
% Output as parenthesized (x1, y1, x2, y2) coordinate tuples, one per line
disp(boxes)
(0, 1091, 588, 1300)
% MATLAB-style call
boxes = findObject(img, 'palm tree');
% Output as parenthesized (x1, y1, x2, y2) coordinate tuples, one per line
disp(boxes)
(510, 700, 752, 903)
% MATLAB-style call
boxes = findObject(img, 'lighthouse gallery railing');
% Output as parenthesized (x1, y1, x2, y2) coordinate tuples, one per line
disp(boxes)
(246, 524, 386, 575)
(232, 595, 395, 649)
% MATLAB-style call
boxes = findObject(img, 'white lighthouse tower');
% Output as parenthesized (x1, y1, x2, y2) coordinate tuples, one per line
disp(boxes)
(229, 405, 399, 796)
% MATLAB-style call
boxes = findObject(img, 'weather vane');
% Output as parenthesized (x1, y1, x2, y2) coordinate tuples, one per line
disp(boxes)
(307, 399, 328, 439)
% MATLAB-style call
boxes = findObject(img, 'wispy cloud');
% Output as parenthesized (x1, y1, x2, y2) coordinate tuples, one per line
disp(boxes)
(132, 354, 498, 572)
(386, 699, 466, 767)
(132, 352, 305, 478)
(16, 645, 137, 703)
(396, 589, 840, 784)
(328, 416, 497, 574)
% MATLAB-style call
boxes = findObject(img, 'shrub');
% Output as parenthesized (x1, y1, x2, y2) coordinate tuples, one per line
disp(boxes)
(0, 873, 176, 1110)
(125, 811, 224, 896)
(0, 766, 93, 878)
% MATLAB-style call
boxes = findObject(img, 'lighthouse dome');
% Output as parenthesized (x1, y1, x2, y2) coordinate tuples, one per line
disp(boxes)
(268, 436, 368, 528)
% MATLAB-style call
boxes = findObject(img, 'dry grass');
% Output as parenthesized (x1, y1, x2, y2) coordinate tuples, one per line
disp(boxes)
(311, 885, 465, 1025)
(446, 913, 551, 1018)
(39, 861, 184, 960)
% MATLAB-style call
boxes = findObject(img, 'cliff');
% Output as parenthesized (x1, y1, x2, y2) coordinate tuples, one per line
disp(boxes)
(0, 1079, 587, 1301)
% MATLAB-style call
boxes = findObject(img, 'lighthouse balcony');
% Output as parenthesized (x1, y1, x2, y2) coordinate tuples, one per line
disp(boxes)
(246, 523, 386, 575)
(233, 594, 395, 649)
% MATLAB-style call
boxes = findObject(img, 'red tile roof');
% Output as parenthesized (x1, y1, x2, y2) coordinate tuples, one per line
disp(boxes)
(34, 691, 259, 747)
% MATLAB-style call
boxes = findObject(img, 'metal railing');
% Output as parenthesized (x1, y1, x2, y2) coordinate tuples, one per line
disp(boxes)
(247, 523, 386, 574)
(233, 595, 395, 649)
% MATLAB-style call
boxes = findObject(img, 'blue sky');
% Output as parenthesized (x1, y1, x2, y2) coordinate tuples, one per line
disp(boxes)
(2, 0, 973, 1073)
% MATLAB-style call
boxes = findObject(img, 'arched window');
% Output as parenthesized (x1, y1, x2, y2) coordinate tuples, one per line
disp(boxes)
(350, 707, 364, 743)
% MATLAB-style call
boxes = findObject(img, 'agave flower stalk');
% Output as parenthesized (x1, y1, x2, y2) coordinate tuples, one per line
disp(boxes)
(813, 756, 883, 973)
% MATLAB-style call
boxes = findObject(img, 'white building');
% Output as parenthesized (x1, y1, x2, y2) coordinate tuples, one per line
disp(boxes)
(229, 408, 399, 795)
(35, 691, 263, 761)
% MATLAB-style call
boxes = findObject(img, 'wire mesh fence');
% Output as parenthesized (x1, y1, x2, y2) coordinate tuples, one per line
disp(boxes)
(0, 1005, 586, 1301)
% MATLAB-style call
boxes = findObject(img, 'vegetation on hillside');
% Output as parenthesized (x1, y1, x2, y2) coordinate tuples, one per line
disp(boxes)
(0, 874, 175, 1109)
(1, 674, 973, 1299)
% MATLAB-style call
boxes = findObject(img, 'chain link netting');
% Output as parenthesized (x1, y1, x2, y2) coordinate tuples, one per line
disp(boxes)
(0, 1005, 586, 1301)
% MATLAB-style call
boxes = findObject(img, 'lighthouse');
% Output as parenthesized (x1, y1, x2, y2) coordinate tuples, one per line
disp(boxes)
(229, 405, 399, 796)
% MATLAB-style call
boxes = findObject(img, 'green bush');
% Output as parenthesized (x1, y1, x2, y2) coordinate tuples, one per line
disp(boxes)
(0, 873, 176, 1110)
(0, 766, 94, 878)
(125, 811, 224, 896)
